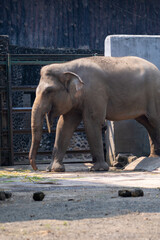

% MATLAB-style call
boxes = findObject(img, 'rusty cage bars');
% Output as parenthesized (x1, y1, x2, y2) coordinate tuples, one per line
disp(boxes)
(0, 53, 102, 166)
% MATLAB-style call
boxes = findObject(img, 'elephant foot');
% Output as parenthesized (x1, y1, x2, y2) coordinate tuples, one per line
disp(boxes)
(46, 161, 65, 172)
(149, 148, 160, 157)
(90, 161, 109, 172)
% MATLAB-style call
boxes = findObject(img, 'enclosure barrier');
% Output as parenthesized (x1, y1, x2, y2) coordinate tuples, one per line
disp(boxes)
(0, 53, 101, 166)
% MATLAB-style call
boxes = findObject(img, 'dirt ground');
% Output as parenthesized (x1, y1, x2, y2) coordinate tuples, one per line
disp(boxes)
(0, 162, 160, 240)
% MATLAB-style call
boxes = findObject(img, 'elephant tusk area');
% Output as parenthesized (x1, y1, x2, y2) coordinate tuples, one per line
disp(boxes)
(45, 113, 51, 133)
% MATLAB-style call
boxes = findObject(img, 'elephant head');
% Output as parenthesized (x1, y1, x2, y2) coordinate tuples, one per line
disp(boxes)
(29, 64, 84, 170)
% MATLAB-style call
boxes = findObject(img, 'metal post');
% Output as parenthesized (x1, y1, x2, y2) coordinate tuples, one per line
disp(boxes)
(7, 54, 14, 165)
(0, 93, 2, 166)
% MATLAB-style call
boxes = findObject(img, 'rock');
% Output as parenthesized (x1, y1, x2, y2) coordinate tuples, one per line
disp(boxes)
(0, 191, 12, 200)
(114, 153, 137, 169)
(33, 192, 45, 201)
(118, 190, 132, 197)
(118, 188, 144, 197)
(131, 189, 144, 197)
(0, 191, 6, 201)
(124, 156, 160, 171)
(5, 192, 12, 199)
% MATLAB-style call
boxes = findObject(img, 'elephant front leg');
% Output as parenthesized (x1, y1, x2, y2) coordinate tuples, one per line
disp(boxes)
(47, 111, 82, 172)
(84, 117, 109, 171)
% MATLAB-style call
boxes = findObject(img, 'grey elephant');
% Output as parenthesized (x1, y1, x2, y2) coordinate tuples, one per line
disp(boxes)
(29, 56, 160, 172)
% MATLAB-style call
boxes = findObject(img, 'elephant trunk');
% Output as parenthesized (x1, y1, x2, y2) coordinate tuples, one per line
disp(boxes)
(29, 99, 44, 171)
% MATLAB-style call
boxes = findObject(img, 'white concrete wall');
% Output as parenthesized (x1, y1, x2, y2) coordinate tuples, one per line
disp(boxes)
(105, 35, 160, 69)
(104, 35, 160, 164)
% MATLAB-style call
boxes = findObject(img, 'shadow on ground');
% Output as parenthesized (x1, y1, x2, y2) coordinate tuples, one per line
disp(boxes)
(0, 163, 160, 224)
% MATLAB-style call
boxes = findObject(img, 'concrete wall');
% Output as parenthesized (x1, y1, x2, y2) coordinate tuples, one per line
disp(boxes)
(105, 35, 160, 69)
(104, 35, 160, 164)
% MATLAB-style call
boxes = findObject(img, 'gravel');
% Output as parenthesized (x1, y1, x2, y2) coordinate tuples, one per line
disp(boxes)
(0, 163, 160, 240)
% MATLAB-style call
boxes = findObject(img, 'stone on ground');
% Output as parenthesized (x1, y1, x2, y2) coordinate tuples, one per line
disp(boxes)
(124, 157, 160, 171)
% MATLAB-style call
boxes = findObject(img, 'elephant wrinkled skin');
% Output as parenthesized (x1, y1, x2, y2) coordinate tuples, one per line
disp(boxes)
(29, 56, 160, 172)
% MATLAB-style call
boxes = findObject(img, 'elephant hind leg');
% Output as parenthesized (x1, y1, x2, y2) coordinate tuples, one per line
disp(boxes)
(136, 115, 160, 156)
(83, 115, 109, 171)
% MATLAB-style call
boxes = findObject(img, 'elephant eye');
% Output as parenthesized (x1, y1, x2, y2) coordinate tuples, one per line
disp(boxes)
(43, 86, 55, 95)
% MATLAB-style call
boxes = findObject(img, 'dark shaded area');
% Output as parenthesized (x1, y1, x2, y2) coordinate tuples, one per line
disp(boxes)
(1, 0, 160, 51)
(0, 36, 98, 165)
(0, 185, 159, 223)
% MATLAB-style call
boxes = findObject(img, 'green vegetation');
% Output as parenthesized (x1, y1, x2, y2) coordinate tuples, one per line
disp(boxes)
(12, 169, 31, 173)
(0, 174, 19, 179)
(23, 176, 45, 182)
(0, 170, 57, 183)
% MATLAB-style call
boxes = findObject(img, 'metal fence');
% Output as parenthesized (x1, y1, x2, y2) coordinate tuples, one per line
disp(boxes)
(0, 53, 100, 166)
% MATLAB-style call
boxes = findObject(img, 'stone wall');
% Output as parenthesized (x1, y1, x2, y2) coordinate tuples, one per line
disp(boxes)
(104, 35, 160, 165)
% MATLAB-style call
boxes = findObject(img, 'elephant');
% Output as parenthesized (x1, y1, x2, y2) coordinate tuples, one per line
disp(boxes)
(29, 56, 160, 172)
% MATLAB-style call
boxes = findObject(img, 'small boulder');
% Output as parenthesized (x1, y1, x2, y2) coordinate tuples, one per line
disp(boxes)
(131, 188, 144, 197)
(118, 188, 144, 197)
(114, 153, 137, 169)
(118, 190, 132, 197)
(5, 192, 12, 199)
(33, 192, 45, 201)
(0, 191, 6, 201)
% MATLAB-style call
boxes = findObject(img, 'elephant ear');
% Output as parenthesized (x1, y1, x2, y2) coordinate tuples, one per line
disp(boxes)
(62, 72, 84, 92)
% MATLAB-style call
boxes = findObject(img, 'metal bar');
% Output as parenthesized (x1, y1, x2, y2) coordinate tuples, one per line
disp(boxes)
(12, 86, 36, 91)
(14, 149, 90, 156)
(9, 53, 101, 61)
(2, 107, 32, 112)
(0, 93, 2, 166)
(0, 147, 11, 151)
(0, 86, 36, 92)
(12, 107, 32, 112)
(9, 53, 99, 57)
(14, 159, 92, 166)
(6, 54, 14, 165)
(0, 53, 102, 66)
(0, 86, 6, 90)
(0, 61, 7, 65)
(12, 61, 66, 65)
(2, 127, 85, 135)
